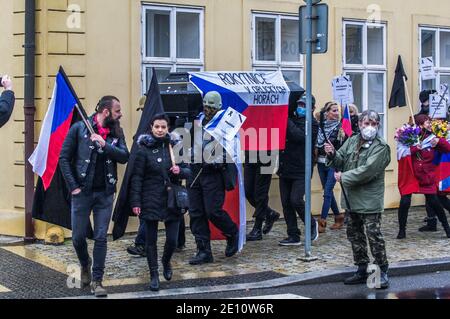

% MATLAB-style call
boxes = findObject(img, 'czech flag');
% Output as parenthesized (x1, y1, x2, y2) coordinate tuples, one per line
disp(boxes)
(342, 104, 353, 137)
(29, 71, 77, 190)
(189, 71, 291, 151)
(438, 153, 450, 192)
(396, 143, 419, 196)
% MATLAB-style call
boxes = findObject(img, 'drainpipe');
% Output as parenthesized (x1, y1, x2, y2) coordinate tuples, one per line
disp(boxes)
(24, 0, 36, 243)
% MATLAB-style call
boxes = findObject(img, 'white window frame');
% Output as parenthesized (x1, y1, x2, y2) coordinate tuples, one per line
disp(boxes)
(141, 4, 204, 91)
(343, 20, 387, 138)
(252, 12, 304, 86)
(419, 26, 450, 90)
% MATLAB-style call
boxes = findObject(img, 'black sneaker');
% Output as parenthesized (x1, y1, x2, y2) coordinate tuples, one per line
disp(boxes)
(225, 233, 239, 257)
(279, 237, 301, 246)
(127, 244, 146, 257)
(263, 210, 280, 235)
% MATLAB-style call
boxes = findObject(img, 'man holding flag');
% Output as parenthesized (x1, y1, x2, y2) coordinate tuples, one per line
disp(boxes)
(59, 96, 129, 297)
(188, 91, 240, 265)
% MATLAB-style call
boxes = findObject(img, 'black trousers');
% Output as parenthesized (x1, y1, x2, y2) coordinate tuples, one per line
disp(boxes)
(398, 194, 449, 229)
(279, 177, 315, 241)
(188, 171, 238, 243)
(439, 195, 450, 213)
(144, 219, 180, 270)
(244, 163, 273, 227)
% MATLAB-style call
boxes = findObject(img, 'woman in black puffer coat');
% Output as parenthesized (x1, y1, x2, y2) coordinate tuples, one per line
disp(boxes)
(130, 113, 191, 291)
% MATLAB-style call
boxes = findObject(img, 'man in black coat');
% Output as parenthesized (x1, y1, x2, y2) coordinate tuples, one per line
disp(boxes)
(188, 91, 239, 265)
(59, 96, 129, 297)
(0, 75, 15, 128)
(277, 95, 319, 246)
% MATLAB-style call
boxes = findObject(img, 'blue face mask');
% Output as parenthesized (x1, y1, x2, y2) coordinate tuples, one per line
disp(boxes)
(296, 107, 306, 118)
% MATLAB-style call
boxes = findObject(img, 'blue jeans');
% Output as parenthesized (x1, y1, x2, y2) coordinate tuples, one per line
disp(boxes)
(71, 191, 114, 282)
(317, 163, 340, 219)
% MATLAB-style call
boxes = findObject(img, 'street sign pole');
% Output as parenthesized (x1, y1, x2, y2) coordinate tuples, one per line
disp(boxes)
(301, 0, 318, 262)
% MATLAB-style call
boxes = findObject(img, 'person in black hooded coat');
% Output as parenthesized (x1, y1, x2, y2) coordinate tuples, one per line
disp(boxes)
(129, 113, 191, 291)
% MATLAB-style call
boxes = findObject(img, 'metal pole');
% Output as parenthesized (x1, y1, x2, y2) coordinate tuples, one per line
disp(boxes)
(24, 0, 36, 243)
(302, 0, 317, 261)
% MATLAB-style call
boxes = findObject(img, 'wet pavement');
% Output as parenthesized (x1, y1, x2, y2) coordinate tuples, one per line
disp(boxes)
(1, 207, 450, 299)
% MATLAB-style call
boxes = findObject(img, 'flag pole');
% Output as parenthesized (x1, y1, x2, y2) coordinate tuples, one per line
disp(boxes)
(403, 76, 416, 125)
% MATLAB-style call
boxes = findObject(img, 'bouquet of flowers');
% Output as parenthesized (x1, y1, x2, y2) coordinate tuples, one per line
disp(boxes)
(394, 124, 421, 147)
(431, 119, 448, 138)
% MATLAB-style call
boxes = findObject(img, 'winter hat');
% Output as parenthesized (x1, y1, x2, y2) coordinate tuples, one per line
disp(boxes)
(419, 89, 437, 103)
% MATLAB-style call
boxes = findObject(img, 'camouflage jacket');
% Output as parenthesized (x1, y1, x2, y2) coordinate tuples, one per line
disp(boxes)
(327, 134, 391, 214)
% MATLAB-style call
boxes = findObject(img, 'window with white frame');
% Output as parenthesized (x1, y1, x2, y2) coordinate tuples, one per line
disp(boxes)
(343, 20, 387, 137)
(142, 4, 204, 91)
(252, 13, 303, 86)
(420, 26, 450, 91)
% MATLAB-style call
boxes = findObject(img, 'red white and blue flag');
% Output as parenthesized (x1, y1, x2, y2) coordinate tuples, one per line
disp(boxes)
(189, 71, 291, 151)
(202, 108, 247, 251)
(438, 153, 450, 192)
(29, 71, 77, 190)
(342, 104, 353, 137)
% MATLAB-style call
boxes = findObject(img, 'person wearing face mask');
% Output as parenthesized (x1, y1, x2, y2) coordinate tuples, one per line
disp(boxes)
(187, 91, 239, 265)
(406, 114, 450, 239)
(59, 95, 130, 297)
(129, 113, 191, 291)
(316, 102, 346, 233)
(277, 95, 319, 246)
(325, 110, 391, 289)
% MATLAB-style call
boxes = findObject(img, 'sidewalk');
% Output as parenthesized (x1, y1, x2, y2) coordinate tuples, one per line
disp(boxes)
(1, 207, 450, 299)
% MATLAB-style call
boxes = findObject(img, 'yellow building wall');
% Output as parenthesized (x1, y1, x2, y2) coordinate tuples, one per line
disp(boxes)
(2, 0, 450, 237)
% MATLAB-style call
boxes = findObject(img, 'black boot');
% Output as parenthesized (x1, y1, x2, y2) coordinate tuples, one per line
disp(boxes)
(419, 217, 437, 232)
(225, 232, 239, 257)
(150, 268, 160, 291)
(146, 244, 160, 291)
(162, 244, 175, 281)
(189, 240, 213, 265)
(444, 225, 450, 238)
(263, 210, 280, 234)
(247, 220, 263, 241)
(378, 265, 390, 289)
(344, 264, 368, 285)
(396, 228, 406, 239)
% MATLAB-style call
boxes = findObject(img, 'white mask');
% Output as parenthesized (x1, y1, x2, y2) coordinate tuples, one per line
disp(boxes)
(361, 126, 378, 141)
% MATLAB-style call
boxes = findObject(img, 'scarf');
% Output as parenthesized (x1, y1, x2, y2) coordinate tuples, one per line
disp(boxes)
(317, 120, 341, 148)
(93, 114, 111, 140)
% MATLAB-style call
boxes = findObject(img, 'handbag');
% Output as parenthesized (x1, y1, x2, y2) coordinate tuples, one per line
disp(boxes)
(163, 144, 189, 216)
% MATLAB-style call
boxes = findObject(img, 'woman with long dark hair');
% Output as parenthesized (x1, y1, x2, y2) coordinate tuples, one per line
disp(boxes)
(130, 113, 191, 291)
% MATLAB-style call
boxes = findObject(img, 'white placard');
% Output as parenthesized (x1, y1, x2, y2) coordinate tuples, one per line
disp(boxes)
(332, 75, 354, 106)
(420, 57, 436, 81)
(208, 107, 247, 142)
(429, 93, 447, 119)
(440, 83, 450, 106)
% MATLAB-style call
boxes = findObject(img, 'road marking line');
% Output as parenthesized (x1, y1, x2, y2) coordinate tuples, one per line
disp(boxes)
(232, 293, 310, 299)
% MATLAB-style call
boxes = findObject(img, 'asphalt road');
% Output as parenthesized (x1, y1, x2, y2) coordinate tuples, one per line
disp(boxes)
(153, 270, 450, 299)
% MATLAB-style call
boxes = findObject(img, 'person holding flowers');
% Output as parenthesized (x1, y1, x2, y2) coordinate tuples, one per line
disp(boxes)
(409, 114, 450, 238)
